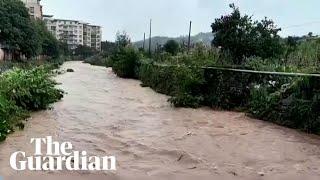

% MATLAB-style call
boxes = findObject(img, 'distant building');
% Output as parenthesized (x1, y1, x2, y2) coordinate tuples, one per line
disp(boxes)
(43, 15, 102, 51)
(21, 0, 43, 19)
(44, 16, 85, 50)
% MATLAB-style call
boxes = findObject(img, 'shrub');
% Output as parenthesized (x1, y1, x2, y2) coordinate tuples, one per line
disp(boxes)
(139, 63, 205, 107)
(169, 93, 204, 108)
(0, 66, 64, 110)
(249, 77, 320, 133)
(139, 64, 179, 95)
(0, 66, 64, 142)
(111, 47, 141, 78)
(0, 95, 29, 141)
(248, 85, 281, 120)
(164, 40, 180, 55)
(168, 66, 205, 107)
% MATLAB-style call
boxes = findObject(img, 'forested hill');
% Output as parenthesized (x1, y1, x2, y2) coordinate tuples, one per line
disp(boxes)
(134, 32, 213, 49)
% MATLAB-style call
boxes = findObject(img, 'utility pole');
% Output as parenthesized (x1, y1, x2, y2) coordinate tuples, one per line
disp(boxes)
(188, 21, 192, 53)
(143, 33, 146, 50)
(155, 43, 159, 53)
(149, 19, 152, 56)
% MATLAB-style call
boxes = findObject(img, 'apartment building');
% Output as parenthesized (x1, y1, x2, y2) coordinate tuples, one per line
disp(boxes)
(21, 0, 43, 19)
(84, 25, 102, 51)
(44, 15, 102, 51)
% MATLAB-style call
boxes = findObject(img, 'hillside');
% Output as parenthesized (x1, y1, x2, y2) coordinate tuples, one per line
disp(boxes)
(134, 32, 213, 50)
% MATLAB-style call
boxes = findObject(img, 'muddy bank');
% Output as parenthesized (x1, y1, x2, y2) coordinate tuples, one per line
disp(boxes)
(0, 61, 320, 179)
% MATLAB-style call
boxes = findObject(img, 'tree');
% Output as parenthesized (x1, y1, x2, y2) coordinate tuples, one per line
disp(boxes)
(164, 40, 180, 55)
(58, 42, 70, 56)
(0, 0, 41, 59)
(33, 20, 60, 58)
(115, 31, 131, 48)
(211, 4, 284, 64)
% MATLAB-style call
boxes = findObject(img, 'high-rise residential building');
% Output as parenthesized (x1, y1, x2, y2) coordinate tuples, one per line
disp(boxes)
(43, 15, 102, 51)
(84, 25, 102, 51)
(44, 15, 84, 50)
(21, 0, 43, 19)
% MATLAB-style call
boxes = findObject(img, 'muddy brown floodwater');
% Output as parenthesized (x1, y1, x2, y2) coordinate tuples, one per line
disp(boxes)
(1, 61, 320, 179)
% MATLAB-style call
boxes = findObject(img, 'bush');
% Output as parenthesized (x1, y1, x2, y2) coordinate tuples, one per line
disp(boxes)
(248, 85, 281, 120)
(169, 93, 204, 108)
(164, 40, 180, 55)
(249, 77, 320, 133)
(139, 64, 205, 107)
(111, 47, 141, 78)
(0, 66, 64, 110)
(0, 66, 64, 141)
(0, 95, 29, 141)
(139, 64, 179, 95)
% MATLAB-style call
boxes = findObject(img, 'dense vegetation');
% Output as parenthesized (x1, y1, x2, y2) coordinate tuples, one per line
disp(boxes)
(0, 66, 64, 141)
(90, 4, 320, 135)
(0, 0, 68, 141)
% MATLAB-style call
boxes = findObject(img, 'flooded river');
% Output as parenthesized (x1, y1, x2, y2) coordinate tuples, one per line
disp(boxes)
(1, 61, 320, 179)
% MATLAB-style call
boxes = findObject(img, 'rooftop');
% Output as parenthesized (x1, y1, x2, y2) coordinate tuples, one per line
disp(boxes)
(43, 15, 101, 27)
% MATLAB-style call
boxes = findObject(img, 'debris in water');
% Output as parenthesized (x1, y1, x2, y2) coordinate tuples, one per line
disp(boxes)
(258, 171, 265, 176)
(67, 69, 75, 72)
(229, 171, 238, 176)
(177, 154, 184, 162)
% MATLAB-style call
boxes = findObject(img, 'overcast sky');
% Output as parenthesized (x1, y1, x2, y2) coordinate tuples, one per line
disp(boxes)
(42, 0, 320, 41)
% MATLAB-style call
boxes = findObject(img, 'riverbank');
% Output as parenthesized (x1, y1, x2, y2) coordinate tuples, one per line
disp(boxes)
(1, 61, 320, 179)
(0, 65, 64, 141)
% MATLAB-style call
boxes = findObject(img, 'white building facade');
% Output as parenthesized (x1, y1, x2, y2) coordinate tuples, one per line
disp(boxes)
(44, 16, 102, 51)
(21, 0, 43, 19)
(84, 25, 102, 51)
(0, 44, 4, 61)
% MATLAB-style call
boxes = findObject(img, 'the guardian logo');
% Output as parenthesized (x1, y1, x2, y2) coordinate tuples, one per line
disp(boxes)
(10, 136, 116, 171)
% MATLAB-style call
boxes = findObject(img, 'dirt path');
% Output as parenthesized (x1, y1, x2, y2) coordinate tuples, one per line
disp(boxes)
(1, 61, 320, 179)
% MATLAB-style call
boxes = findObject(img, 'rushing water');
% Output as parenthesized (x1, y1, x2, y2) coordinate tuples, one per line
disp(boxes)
(1, 61, 320, 179)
